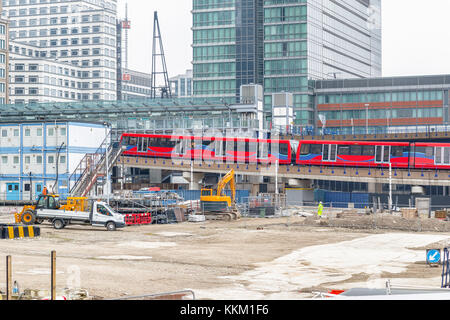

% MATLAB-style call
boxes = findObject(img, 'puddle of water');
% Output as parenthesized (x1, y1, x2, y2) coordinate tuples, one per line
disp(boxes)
(97, 255, 152, 261)
(154, 232, 193, 237)
(117, 241, 176, 249)
(16, 269, 65, 275)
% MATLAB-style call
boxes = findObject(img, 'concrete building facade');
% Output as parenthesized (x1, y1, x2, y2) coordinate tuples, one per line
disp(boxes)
(3, 0, 118, 102)
(315, 74, 450, 135)
(0, 121, 107, 201)
(0, 2, 9, 104)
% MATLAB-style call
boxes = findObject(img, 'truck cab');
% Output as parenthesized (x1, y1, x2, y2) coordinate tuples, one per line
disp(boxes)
(90, 201, 125, 231)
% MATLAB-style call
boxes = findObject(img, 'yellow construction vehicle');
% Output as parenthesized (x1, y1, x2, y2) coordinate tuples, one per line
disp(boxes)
(15, 194, 88, 225)
(200, 169, 241, 221)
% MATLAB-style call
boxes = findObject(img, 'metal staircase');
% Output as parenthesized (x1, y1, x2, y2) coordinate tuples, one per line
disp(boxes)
(69, 133, 124, 197)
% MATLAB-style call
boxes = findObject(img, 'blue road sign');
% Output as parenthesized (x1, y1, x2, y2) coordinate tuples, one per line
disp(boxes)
(427, 249, 441, 264)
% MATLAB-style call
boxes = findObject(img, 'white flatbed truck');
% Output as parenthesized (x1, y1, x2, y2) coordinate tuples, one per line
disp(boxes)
(19, 195, 125, 231)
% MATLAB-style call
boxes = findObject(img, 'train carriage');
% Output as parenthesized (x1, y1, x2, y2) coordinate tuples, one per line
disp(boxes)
(120, 133, 450, 170)
(296, 140, 412, 168)
(120, 133, 295, 165)
(296, 140, 450, 170)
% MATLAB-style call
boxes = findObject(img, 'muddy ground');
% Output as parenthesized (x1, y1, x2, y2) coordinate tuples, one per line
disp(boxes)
(0, 212, 449, 300)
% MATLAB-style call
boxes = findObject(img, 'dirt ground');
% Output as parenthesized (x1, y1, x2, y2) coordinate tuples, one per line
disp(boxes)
(0, 212, 449, 300)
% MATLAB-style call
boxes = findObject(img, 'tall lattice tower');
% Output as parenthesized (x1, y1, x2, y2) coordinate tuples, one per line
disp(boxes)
(151, 11, 172, 99)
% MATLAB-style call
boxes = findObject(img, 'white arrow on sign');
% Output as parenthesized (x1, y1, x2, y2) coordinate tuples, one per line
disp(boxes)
(430, 252, 439, 261)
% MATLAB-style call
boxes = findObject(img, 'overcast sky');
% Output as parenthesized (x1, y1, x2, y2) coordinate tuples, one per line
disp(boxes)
(117, 0, 450, 78)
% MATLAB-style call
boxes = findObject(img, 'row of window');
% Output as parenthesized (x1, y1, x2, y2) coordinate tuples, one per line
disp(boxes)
(264, 5, 306, 23)
(193, 10, 235, 27)
(318, 107, 444, 120)
(8, 11, 114, 26)
(317, 90, 444, 105)
(11, 45, 111, 60)
(12, 90, 116, 103)
(1, 154, 66, 165)
(0, 127, 66, 137)
(193, 0, 235, 10)
(5, 0, 116, 11)
(13, 89, 108, 101)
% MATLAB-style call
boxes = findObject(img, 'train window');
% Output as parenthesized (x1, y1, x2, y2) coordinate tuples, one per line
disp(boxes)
(350, 145, 362, 156)
(436, 147, 442, 164)
(279, 143, 289, 155)
(300, 144, 310, 155)
(391, 146, 404, 157)
(137, 137, 143, 152)
(203, 139, 213, 148)
(338, 145, 350, 156)
(249, 142, 257, 155)
(416, 146, 434, 157)
(259, 142, 269, 158)
(129, 137, 137, 146)
(142, 138, 148, 152)
(323, 145, 329, 160)
(330, 145, 337, 161)
(383, 146, 390, 162)
(175, 139, 185, 154)
(215, 140, 223, 156)
(237, 140, 246, 153)
(311, 145, 322, 155)
(375, 146, 382, 162)
(362, 145, 375, 156)
(445, 148, 450, 164)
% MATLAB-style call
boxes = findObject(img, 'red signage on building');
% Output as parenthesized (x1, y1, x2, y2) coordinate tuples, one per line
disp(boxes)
(122, 20, 131, 29)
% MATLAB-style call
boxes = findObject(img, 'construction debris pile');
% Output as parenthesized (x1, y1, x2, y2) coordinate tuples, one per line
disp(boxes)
(111, 190, 188, 225)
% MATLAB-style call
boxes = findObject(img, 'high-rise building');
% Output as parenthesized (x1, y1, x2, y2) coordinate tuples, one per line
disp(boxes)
(192, 0, 382, 126)
(192, 0, 263, 104)
(170, 70, 193, 98)
(2, 0, 118, 102)
(0, 2, 8, 104)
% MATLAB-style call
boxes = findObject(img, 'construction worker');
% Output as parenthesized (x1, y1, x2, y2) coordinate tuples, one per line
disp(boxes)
(42, 187, 48, 195)
(318, 201, 324, 218)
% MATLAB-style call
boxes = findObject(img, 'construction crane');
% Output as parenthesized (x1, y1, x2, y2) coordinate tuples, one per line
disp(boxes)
(200, 169, 241, 221)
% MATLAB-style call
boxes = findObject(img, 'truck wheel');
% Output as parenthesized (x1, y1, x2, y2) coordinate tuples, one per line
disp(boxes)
(53, 219, 65, 230)
(22, 210, 36, 225)
(106, 222, 116, 231)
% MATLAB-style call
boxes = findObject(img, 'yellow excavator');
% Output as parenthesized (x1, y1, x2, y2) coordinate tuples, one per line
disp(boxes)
(200, 169, 242, 221)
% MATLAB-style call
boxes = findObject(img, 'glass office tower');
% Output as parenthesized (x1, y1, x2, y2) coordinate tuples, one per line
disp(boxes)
(193, 0, 382, 126)
(192, 0, 263, 104)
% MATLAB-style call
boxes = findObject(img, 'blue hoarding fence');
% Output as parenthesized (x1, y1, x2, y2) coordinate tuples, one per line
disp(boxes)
(314, 189, 369, 209)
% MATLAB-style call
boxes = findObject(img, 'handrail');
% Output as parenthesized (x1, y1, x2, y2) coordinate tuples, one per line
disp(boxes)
(69, 129, 124, 196)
